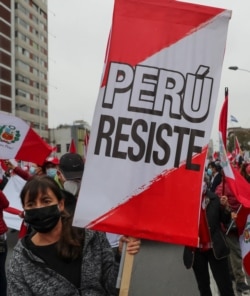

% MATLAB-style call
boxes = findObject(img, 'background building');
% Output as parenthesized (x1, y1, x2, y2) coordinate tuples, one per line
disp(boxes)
(0, 0, 13, 114)
(1, 0, 49, 140)
(49, 120, 90, 158)
(14, 0, 49, 140)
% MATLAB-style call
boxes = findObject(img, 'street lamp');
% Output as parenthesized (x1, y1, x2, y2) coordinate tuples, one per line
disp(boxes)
(228, 66, 250, 73)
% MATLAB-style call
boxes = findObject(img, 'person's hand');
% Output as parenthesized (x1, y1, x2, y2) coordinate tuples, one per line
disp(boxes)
(35, 166, 43, 176)
(119, 236, 141, 255)
(231, 211, 237, 220)
(4, 159, 15, 170)
(57, 170, 66, 185)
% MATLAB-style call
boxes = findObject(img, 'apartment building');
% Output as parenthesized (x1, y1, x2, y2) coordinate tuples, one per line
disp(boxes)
(15, 0, 49, 140)
(0, 0, 49, 140)
(0, 0, 13, 114)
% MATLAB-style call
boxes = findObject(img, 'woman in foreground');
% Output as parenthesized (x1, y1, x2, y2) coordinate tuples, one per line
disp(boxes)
(7, 175, 140, 296)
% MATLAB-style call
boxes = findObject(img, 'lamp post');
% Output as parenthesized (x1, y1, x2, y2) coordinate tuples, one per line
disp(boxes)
(228, 66, 250, 73)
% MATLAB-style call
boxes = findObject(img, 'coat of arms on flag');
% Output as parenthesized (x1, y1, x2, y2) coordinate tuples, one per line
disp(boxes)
(73, 0, 231, 247)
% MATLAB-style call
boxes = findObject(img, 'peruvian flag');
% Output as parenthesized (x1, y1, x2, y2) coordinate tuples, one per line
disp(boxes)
(237, 206, 250, 275)
(0, 112, 52, 165)
(73, 0, 231, 246)
(218, 88, 250, 274)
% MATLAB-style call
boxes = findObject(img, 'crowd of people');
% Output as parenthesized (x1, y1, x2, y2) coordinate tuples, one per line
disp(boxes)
(1, 150, 250, 295)
(0, 153, 141, 296)
(184, 154, 250, 295)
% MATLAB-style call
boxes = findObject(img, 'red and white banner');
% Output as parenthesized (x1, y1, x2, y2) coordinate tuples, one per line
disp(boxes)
(73, 0, 231, 246)
(3, 175, 25, 230)
(237, 207, 250, 275)
(0, 112, 52, 165)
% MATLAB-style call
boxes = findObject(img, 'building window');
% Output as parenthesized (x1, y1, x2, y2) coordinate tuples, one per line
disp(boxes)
(66, 144, 70, 152)
(16, 60, 29, 72)
(16, 88, 29, 99)
(56, 144, 61, 153)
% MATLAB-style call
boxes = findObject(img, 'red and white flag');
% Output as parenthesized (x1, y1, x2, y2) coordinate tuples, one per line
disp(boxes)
(218, 91, 250, 274)
(236, 206, 250, 275)
(235, 136, 242, 156)
(0, 112, 52, 165)
(73, 0, 231, 246)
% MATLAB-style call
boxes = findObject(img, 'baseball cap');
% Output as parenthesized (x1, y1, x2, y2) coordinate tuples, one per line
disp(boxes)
(59, 153, 84, 180)
(44, 156, 59, 165)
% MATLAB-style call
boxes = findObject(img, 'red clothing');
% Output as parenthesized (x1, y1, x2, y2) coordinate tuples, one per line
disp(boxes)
(215, 181, 240, 212)
(13, 166, 31, 181)
(0, 191, 9, 234)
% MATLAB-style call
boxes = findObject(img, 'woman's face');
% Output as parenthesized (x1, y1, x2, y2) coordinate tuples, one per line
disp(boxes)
(23, 188, 64, 211)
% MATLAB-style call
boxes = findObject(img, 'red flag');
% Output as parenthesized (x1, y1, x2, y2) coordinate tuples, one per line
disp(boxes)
(218, 87, 228, 148)
(219, 128, 250, 274)
(84, 132, 89, 160)
(0, 112, 52, 165)
(235, 136, 242, 156)
(69, 139, 76, 153)
(213, 151, 219, 161)
(235, 206, 250, 275)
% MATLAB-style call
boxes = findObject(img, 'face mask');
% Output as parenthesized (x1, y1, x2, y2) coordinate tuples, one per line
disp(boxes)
(46, 168, 57, 178)
(29, 166, 36, 175)
(24, 204, 61, 233)
(64, 180, 80, 196)
(206, 168, 212, 176)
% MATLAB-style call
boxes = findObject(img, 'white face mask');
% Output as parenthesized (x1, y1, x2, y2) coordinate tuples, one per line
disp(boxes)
(64, 180, 80, 196)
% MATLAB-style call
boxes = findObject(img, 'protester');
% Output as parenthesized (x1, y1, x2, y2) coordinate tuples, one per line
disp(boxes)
(215, 179, 250, 293)
(58, 152, 84, 214)
(7, 175, 140, 295)
(209, 161, 222, 192)
(240, 163, 250, 183)
(58, 152, 124, 249)
(4, 159, 43, 180)
(0, 190, 9, 296)
(59, 152, 84, 194)
(43, 156, 63, 188)
(183, 182, 235, 296)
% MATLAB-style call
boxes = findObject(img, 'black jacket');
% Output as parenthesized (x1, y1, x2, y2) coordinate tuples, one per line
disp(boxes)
(183, 190, 231, 268)
(209, 173, 222, 192)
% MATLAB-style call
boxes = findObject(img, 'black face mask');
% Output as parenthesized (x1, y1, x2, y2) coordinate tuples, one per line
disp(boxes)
(24, 204, 61, 233)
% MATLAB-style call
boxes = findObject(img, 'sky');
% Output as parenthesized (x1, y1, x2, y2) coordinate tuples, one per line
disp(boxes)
(48, 0, 250, 148)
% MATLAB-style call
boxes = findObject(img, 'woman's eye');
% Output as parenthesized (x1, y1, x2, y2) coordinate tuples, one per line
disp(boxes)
(25, 202, 34, 208)
(43, 198, 52, 204)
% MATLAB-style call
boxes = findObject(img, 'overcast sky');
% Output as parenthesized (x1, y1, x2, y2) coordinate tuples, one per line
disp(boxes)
(48, 0, 250, 147)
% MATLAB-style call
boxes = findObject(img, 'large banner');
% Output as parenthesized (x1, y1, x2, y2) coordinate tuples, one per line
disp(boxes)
(73, 0, 231, 246)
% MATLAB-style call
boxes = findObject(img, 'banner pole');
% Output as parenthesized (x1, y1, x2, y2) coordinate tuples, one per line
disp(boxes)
(116, 242, 127, 289)
(119, 250, 134, 296)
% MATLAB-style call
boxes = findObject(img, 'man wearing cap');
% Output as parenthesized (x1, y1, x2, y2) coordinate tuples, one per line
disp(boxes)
(43, 157, 63, 189)
(58, 153, 84, 214)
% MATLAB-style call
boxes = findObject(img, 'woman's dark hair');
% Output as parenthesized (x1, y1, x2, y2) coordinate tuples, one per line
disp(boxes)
(21, 175, 84, 260)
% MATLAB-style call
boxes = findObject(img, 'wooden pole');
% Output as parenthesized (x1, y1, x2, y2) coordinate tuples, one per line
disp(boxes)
(119, 252, 134, 296)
